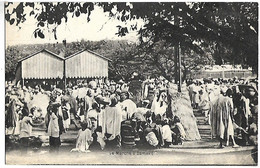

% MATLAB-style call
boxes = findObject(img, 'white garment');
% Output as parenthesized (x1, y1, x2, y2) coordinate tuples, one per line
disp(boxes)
(151, 96, 167, 116)
(13, 112, 21, 135)
(192, 85, 200, 104)
(120, 99, 137, 119)
(162, 125, 172, 142)
(47, 113, 59, 138)
(63, 103, 71, 129)
(102, 106, 122, 140)
(75, 129, 93, 152)
(96, 132, 105, 150)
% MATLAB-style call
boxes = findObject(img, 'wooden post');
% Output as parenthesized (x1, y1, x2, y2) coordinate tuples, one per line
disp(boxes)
(174, 46, 178, 84)
(178, 42, 182, 92)
(63, 60, 66, 90)
(22, 78, 24, 87)
(174, 14, 179, 85)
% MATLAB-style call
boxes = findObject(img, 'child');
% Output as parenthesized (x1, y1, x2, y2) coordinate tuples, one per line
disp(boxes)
(19, 110, 36, 154)
(71, 121, 93, 153)
(171, 116, 186, 145)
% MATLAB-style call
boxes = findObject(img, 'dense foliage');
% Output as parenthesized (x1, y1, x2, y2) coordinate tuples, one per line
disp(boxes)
(5, 2, 258, 80)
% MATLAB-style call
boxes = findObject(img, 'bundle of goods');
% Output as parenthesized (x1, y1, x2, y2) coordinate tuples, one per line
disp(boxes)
(31, 107, 45, 125)
(28, 136, 43, 150)
(28, 92, 50, 118)
(6, 135, 20, 151)
(168, 83, 201, 140)
(121, 120, 136, 148)
(5, 135, 43, 151)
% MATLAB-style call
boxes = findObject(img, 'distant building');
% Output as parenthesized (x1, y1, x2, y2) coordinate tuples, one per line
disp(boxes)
(15, 49, 64, 86)
(189, 64, 254, 79)
(65, 49, 111, 79)
(15, 49, 111, 89)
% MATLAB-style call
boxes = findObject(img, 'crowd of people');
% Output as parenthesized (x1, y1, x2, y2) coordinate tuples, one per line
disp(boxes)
(5, 74, 258, 153)
(188, 77, 258, 147)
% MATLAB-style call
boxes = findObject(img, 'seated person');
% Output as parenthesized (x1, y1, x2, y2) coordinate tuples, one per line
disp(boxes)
(161, 118, 172, 147)
(170, 116, 186, 145)
(71, 121, 93, 153)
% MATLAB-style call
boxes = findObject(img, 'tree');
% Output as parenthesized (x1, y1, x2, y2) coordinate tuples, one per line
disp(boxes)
(5, 2, 258, 78)
(5, 46, 25, 80)
(5, 40, 141, 81)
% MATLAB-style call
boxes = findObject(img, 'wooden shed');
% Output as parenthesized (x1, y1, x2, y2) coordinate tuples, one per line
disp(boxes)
(15, 49, 64, 87)
(65, 49, 111, 79)
(15, 48, 111, 89)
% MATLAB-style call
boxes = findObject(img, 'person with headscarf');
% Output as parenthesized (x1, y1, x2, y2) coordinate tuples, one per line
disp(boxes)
(151, 90, 168, 117)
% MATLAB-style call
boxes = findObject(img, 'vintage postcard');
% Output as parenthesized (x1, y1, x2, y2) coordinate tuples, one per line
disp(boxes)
(4, 2, 258, 165)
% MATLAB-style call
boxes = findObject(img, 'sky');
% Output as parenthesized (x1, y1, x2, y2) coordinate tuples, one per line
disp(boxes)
(5, 3, 142, 46)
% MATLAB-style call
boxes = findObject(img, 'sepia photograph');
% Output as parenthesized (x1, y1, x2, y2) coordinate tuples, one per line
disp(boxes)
(4, 2, 258, 165)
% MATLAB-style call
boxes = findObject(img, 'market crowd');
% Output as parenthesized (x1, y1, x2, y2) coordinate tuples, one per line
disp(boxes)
(5, 74, 258, 153)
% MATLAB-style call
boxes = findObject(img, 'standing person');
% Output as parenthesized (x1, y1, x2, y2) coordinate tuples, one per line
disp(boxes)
(239, 89, 251, 145)
(5, 99, 17, 135)
(102, 97, 122, 149)
(128, 72, 143, 106)
(198, 89, 211, 123)
(78, 98, 86, 122)
(19, 110, 36, 154)
(210, 93, 239, 148)
(61, 99, 71, 132)
(188, 81, 195, 108)
(192, 82, 200, 109)
(67, 89, 81, 129)
(46, 107, 61, 153)
(84, 89, 96, 119)
(46, 95, 63, 153)
(233, 86, 251, 146)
